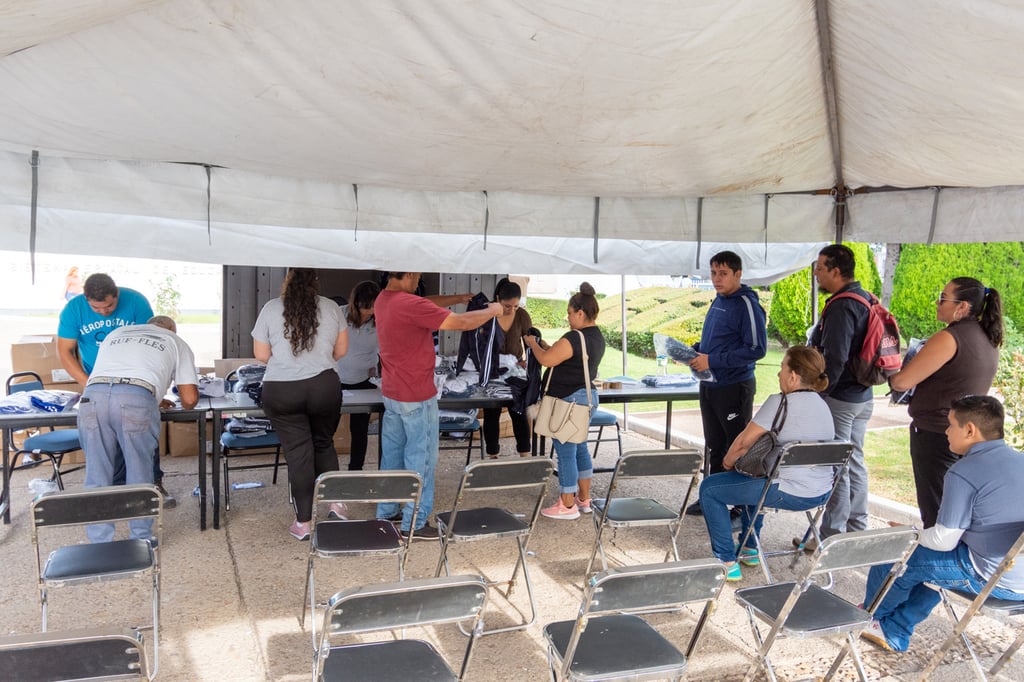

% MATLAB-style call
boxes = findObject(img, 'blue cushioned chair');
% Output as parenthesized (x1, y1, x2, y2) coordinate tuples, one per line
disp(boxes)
(6, 371, 83, 491)
(221, 426, 282, 511)
(439, 418, 484, 465)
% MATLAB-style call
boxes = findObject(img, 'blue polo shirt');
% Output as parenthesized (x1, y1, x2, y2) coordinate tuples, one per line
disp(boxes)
(938, 439, 1024, 591)
(57, 288, 154, 373)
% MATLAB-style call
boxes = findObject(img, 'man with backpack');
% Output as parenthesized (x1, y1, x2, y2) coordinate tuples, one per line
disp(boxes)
(801, 244, 875, 548)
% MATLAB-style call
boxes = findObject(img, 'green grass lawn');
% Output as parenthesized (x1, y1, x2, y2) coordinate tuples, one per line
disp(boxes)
(864, 427, 915, 506)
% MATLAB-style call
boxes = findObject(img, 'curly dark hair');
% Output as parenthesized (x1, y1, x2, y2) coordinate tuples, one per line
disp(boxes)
(281, 268, 321, 355)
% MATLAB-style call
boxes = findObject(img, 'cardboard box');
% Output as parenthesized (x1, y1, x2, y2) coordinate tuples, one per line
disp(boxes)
(167, 421, 211, 457)
(214, 358, 261, 378)
(10, 336, 77, 386)
(333, 415, 353, 455)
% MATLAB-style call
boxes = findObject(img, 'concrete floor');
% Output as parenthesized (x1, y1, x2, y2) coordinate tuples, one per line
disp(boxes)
(2, 425, 1022, 681)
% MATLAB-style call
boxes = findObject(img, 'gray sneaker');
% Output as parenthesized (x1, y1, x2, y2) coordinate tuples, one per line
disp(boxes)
(155, 481, 177, 509)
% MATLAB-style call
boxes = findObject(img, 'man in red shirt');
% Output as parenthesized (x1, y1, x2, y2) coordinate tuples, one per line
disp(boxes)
(374, 272, 501, 539)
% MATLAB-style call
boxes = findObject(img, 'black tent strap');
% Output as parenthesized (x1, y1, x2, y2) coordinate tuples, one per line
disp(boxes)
(352, 183, 359, 241)
(592, 196, 600, 264)
(29, 150, 39, 284)
(205, 164, 212, 246)
(482, 190, 489, 250)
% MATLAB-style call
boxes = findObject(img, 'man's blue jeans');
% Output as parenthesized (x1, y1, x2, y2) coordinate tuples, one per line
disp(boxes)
(820, 396, 872, 537)
(79, 384, 160, 542)
(551, 388, 597, 494)
(699, 471, 829, 563)
(864, 543, 1024, 652)
(376, 396, 438, 532)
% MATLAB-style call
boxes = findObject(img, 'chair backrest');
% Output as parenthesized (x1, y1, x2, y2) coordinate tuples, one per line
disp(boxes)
(0, 628, 149, 681)
(31, 485, 162, 529)
(812, 526, 920, 577)
(7, 370, 44, 395)
(460, 458, 553, 491)
(322, 574, 488, 636)
(583, 559, 727, 617)
(776, 441, 854, 471)
(313, 470, 422, 505)
(614, 448, 703, 480)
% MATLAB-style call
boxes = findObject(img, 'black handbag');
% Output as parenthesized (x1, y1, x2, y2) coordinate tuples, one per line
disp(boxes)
(734, 392, 788, 478)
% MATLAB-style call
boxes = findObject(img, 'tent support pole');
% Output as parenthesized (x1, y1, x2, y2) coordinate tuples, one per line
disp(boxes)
(815, 0, 847, 243)
(29, 150, 39, 283)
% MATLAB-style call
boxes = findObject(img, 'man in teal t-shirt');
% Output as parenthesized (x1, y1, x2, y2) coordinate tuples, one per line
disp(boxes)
(57, 273, 176, 506)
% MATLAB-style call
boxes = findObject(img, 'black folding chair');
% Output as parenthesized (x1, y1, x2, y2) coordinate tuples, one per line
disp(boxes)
(6, 371, 84, 491)
(0, 627, 151, 681)
(300, 470, 422, 646)
(736, 440, 853, 583)
(734, 526, 920, 682)
(313, 574, 488, 682)
(920, 527, 1024, 680)
(586, 448, 702, 577)
(543, 559, 728, 681)
(30, 485, 163, 677)
(434, 458, 553, 635)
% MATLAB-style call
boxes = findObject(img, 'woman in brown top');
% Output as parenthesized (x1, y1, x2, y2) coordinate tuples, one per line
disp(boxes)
(889, 277, 1003, 527)
(482, 278, 535, 457)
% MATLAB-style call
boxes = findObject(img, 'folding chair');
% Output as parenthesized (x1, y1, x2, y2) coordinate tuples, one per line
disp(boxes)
(434, 458, 553, 635)
(30, 485, 162, 677)
(920, 527, 1024, 681)
(0, 627, 151, 681)
(313, 574, 488, 682)
(221, 424, 282, 511)
(736, 440, 854, 583)
(734, 526, 920, 682)
(300, 470, 422, 644)
(6, 371, 83, 490)
(586, 448, 703, 577)
(543, 559, 728, 681)
(439, 418, 484, 464)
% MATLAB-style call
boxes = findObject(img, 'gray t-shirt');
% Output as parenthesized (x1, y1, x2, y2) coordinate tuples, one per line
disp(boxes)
(938, 439, 1024, 591)
(252, 296, 344, 382)
(336, 304, 379, 384)
(753, 391, 836, 497)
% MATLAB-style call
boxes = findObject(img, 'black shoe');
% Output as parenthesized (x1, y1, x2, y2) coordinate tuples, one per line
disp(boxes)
(155, 481, 177, 509)
(400, 522, 440, 542)
(386, 511, 404, 524)
(685, 501, 704, 516)
(730, 511, 743, 532)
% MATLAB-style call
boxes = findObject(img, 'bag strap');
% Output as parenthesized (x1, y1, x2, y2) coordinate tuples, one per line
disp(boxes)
(769, 392, 788, 434)
(539, 330, 593, 409)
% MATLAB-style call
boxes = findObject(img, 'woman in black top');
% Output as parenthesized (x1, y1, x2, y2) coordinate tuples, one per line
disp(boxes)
(524, 282, 605, 520)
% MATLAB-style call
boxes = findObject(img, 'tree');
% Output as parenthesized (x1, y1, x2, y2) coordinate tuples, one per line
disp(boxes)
(151, 274, 181, 320)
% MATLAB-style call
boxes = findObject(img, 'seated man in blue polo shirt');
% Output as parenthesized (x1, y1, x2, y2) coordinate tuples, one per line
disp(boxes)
(861, 395, 1024, 652)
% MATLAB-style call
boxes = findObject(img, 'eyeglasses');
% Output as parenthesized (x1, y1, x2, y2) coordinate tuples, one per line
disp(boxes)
(936, 296, 962, 305)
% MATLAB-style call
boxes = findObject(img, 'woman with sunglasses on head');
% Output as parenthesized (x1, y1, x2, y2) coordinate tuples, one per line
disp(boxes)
(481, 278, 536, 458)
(889, 277, 1004, 528)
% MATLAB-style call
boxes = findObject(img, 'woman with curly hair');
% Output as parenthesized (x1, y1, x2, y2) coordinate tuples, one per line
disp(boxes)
(524, 282, 606, 520)
(889, 277, 1004, 528)
(252, 268, 348, 540)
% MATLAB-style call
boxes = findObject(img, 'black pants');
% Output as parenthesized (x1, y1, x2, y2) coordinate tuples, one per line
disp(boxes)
(698, 379, 755, 476)
(340, 379, 376, 470)
(910, 425, 959, 528)
(482, 407, 532, 455)
(262, 370, 342, 522)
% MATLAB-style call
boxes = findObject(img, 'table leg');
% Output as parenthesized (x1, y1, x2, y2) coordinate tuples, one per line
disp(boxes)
(211, 413, 222, 530)
(1, 428, 11, 524)
(664, 400, 673, 449)
(197, 414, 207, 530)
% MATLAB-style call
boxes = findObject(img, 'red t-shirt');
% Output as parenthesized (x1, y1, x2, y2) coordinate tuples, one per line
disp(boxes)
(375, 289, 452, 402)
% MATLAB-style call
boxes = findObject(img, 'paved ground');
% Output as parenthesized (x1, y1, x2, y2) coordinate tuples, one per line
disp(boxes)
(2, 422, 1022, 681)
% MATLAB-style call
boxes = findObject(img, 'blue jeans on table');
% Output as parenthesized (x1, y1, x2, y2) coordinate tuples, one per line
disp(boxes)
(376, 396, 438, 532)
(820, 395, 872, 537)
(864, 543, 1024, 652)
(78, 383, 160, 543)
(699, 471, 830, 563)
(552, 388, 598, 495)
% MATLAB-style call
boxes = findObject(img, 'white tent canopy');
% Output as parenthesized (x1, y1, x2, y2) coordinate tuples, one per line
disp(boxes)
(1, 0, 1023, 281)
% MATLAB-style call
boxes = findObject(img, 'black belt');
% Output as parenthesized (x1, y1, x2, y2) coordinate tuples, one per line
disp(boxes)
(88, 376, 157, 396)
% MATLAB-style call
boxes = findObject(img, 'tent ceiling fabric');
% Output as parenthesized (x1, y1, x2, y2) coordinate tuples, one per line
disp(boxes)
(1, 0, 1023, 277)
